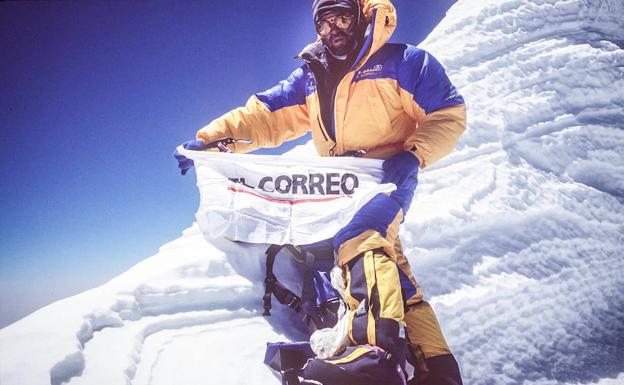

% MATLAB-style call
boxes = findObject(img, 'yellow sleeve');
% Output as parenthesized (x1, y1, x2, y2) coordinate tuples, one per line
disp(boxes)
(403, 104, 467, 168)
(196, 95, 310, 153)
(196, 67, 311, 153)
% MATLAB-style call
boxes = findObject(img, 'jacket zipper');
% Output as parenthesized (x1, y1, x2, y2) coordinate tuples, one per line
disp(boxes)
(316, 115, 329, 141)
(330, 87, 338, 145)
(331, 10, 379, 156)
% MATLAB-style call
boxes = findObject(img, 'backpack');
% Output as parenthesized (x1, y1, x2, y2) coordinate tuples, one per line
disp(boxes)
(264, 342, 406, 385)
(262, 240, 343, 334)
(262, 240, 416, 385)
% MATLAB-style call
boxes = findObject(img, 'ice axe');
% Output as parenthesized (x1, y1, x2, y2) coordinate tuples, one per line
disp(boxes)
(175, 137, 253, 175)
(204, 137, 253, 152)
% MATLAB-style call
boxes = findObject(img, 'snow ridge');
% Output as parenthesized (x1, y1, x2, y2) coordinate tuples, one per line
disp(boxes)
(412, 0, 624, 384)
(0, 231, 280, 385)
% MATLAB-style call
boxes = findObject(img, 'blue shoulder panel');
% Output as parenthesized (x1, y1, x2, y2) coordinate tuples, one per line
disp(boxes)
(397, 45, 464, 114)
(255, 66, 314, 113)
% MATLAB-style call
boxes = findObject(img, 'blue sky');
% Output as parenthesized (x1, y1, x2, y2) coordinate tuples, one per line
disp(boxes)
(0, 0, 456, 328)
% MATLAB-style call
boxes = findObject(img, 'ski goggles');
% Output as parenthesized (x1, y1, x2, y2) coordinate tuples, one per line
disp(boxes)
(315, 13, 355, 37)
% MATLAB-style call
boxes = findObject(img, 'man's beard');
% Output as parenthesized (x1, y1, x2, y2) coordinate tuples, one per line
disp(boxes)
(326, 30, 356, 57)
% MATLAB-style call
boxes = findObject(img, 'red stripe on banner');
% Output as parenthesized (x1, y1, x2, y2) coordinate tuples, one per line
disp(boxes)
(227, 186, 352, 205)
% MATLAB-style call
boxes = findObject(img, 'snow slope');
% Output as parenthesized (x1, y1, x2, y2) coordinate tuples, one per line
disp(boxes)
(1, 0, 623, 384)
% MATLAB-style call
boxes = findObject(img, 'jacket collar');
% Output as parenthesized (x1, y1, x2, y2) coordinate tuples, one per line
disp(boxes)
(298, 41, 329, 71)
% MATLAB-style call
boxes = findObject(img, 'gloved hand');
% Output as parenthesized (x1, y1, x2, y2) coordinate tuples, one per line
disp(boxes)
(332, 193, 402, 253)
(382, 151, 420, 213)
(382, 151, 420, 187)
(173, 139, 209, 175)
(333, 152, 421, 253)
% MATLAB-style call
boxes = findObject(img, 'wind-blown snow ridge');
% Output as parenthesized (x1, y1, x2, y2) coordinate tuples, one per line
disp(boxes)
(412, 0, 624, 384)
(1, 1, 623, 384)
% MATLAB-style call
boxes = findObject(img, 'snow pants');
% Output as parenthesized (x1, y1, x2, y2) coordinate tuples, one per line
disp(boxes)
(340, 238, 462, 385)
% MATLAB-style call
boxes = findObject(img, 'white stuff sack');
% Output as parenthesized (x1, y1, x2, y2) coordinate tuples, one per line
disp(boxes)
(178, 148, 395, 245)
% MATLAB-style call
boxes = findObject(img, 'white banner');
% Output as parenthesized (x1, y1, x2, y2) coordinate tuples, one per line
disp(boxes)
(179, 148, 395, 245)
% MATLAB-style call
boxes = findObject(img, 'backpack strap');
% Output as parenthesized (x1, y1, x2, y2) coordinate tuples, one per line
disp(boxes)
(263, 242, 342, 332)
(264, 244, 303, 316)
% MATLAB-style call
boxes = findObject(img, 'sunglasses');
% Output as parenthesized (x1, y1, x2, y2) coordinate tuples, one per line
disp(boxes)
(316, 13, 355, 37)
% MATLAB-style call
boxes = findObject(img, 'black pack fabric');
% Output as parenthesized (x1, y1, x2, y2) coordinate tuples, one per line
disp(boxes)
(303, 345, 406, 385)
(264, 343, 406, 385)
(263, 240, 342, 334)
(264, 342, 316, 385)
(408, 354, 463, 385)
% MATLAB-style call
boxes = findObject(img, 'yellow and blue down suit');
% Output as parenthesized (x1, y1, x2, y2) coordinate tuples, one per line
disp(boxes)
(196, 0, 466, 381)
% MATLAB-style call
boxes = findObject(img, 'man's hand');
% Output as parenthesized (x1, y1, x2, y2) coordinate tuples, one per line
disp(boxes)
(382, 151, 420, 213)
(174, 137, 253, 175)
(333, 151, 421, 252)
(173, 139, 208, 175)
(382, 151, 420, 187)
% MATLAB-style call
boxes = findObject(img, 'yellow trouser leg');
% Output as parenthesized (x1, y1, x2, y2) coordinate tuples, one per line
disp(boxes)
(343, 249, 405, 362)
(393, 238, 451, 358)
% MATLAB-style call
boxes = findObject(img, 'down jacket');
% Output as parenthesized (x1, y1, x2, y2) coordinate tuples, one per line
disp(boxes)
(196, 0, 466, 263)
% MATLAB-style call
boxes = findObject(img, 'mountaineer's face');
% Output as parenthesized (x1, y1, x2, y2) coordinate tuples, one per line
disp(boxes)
(316, 11, 357, 56)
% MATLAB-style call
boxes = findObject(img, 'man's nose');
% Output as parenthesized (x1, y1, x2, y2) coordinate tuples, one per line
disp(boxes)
(329, 23, 343, 36)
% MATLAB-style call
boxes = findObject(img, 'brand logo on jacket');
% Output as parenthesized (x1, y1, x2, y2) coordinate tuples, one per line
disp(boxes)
(357, 64, 383, 78)
(354, 64, 384, 82)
